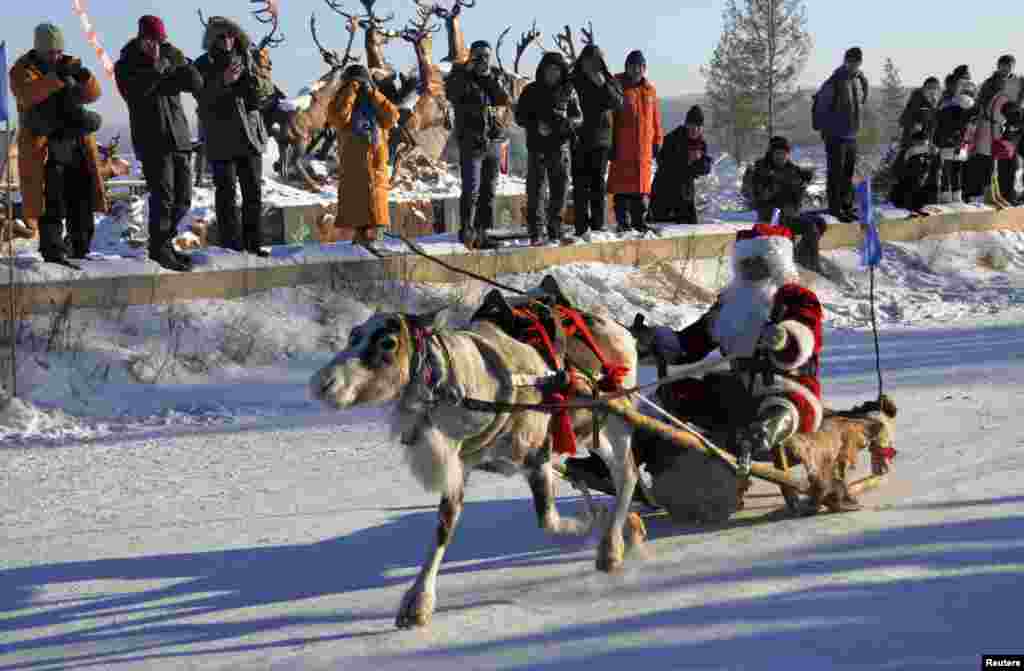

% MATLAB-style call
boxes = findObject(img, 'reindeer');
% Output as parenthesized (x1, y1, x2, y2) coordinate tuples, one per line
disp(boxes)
(326, 0, 404, 95)
(270, 10, 361, 188)
(390, 0, 450, 179)
(310, 283, 646, 628)
(97, 133, 131, 182)
(431, 0, 475, 65)
(491, 21, 543, 129)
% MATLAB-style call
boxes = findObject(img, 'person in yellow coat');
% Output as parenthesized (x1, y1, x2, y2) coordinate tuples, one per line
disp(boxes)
(327, 64, 400, 247)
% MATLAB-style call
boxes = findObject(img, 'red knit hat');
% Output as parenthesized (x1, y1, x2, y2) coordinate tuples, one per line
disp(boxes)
(734, 223, 794, 263)
(138, 15, 167, 42)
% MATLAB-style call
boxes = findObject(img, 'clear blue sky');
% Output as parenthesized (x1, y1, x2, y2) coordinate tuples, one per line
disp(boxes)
(6, 0, 1024, 124)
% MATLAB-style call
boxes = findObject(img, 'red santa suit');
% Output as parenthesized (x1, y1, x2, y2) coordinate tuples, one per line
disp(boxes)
(666, 224, 824, 434)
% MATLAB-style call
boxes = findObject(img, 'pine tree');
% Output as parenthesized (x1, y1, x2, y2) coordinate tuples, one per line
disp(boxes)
(704, 0, 812, 162)
(880, 58, 906, 142)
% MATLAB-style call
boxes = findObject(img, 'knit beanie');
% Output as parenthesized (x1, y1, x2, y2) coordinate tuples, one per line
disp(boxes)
(844, 47, 863, 64)
(769, 136, 791, 153)
(34, 23, 65, 53)
(685, 105, 705, 127)
(344, 64, 372, 85)
(138, 15, 168, 42)
(999, 54, 1016, 68)
(626, 50, 646, 68)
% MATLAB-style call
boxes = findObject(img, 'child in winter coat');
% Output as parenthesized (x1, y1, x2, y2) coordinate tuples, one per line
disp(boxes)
(515, 51, 583, 244)
(889, 130, 935, 215)
(934, 69, 978, 203)
(649, 105, 712, 225)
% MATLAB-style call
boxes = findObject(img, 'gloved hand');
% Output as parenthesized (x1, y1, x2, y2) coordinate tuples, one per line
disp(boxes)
(757, 323, 788, 352)
(652, 326, 683, 362)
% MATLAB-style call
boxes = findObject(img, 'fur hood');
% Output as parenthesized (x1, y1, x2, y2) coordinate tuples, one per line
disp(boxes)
(201, 16, 251, 52)
(535, 51, 570, 85)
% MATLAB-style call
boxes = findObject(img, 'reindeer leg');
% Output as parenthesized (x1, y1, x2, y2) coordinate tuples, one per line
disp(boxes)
(593, 418, 645, 572)
(526, 444, 602, 537)
(396, 487, 465, 628)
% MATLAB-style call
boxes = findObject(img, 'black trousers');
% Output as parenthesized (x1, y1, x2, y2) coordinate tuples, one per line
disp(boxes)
(140, 151, 193, 255)
(941, 159, 964, 196)
(526, 146, 570, 237)
(40, 158, 94, 261)
(211, 154, 263, 252)
(458, 140, 501, 234)
(613, 193, 648, 230)
(571, 145, 610, 234)
(825, 137, 858, 214)
(997, 157, 1018, 202)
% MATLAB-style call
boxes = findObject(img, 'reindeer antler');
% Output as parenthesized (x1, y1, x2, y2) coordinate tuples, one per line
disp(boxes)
(433, 0, 475, 19)
(310, 13, 343, 69)
(554, 25, 576, 62)
(251, 0, 285, 51)
(581, 21, 595, 46)
(495, 26, 511, 73)
(358, 0, 396, 28)
(323, 0, 366, 63)
(514, 20, 541, 74)
(402, 0, 440, 42)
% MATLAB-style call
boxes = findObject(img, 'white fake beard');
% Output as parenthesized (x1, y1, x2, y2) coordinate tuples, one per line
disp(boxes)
(711, 280, 778, 358)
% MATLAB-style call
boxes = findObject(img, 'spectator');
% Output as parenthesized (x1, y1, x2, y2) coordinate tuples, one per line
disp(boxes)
(515, 51, 582, 245)
(889, 130, 935, 216)
(740, 136, 823, 271)
(934, 68, 977, 203)
(972, 66, 1020, 205)
(326, 65, 400, 247)
(569, 44, 623, 236)
(899, 76, 941, 147)
(194, 16, 275, 257)
(9, 23, 107, 267)
(444, 40, 511, 250)
(649, 105, 712, 225)
(115, 15, 203, 272)
(813, 47, 868, 223)
(607, 50, 662, 234)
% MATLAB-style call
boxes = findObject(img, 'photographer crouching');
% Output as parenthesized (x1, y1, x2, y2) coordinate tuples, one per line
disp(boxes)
(445, 40, 511, 250)
(194, 16, 275, 257)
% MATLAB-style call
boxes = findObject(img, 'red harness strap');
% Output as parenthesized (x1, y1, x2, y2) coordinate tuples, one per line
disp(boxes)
(555, 306, 629, 391)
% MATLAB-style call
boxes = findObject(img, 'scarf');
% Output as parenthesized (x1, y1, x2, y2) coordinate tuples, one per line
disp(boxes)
(351, 90, 379, 144)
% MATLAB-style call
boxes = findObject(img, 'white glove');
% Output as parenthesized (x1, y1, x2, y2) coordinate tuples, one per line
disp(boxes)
(757, 323, 788, 352)
(652, 326, 683, 362)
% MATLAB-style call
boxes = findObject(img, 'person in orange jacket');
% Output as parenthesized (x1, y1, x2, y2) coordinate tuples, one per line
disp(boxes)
(606, 50, 662, 234)
(327, 64, 400, 247)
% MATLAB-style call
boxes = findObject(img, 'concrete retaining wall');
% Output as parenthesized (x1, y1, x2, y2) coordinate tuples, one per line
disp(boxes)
(4, 206, 1024, 316)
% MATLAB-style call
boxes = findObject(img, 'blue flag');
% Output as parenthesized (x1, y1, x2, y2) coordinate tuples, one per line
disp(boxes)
(858, 178, 882, 267)
(0, 41, 9, 124)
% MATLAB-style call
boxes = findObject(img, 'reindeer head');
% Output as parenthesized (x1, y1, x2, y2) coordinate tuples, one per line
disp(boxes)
(401, 0, 440, 47)
(432, 0, 475, 20)
(311, 311, 442, 409)
(251, 0, 285, 52)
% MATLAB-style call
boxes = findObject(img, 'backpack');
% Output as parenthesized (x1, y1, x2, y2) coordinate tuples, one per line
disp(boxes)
(811, 78, 834, 132)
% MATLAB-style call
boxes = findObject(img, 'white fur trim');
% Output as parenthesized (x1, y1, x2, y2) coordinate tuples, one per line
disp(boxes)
(752, 376, 823, 432)
(756, 396, 800, 442)
(734, 234, 793, 262)
(769, 319, 816, 370)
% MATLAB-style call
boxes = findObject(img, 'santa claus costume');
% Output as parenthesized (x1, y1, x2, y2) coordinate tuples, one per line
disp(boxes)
(651, 222, 825, 474)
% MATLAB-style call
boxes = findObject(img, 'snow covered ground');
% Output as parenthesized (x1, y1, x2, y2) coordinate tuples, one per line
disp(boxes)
(2, 231, 1024, 669)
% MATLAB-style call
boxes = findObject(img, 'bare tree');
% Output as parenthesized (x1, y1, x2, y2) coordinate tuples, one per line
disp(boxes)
(880, 58, 906, 142)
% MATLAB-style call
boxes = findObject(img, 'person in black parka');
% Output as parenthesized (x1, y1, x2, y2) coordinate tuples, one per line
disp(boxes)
(116, 15, 203, 271)
(649, 105, 712, 225)
(889, 130, 935, 214)
(569, 44, 624, 235)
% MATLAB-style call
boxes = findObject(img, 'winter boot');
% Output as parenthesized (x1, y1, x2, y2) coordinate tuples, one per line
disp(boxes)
(733, 405, 798, 479)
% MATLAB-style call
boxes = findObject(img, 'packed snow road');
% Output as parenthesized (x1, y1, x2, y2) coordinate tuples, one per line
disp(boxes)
(2, 326, 1023, 671)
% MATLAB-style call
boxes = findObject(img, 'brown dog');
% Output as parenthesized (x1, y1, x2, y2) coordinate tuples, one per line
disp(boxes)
(782, 395, 897, 514)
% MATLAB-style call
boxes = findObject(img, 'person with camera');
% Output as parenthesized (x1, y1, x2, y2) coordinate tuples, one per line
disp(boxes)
(9, 23, 107, 268)
(194, 16, 275, 257)
(515, 51, 582, 245)
(649, 105, 712, 226)
(326, 64, 400, 247)
(444, 40, 511, 250)
(569, 44, 623, 236)
(115, 15, 203, 272)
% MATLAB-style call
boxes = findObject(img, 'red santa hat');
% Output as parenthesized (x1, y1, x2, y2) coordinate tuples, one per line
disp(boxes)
(734, 223, 793, 260)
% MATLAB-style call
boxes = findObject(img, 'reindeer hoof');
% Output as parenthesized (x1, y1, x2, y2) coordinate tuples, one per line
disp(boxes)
(395, 588, 435, 629)
(625, 512, 647, 548)
(596, 535, 625, 573)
